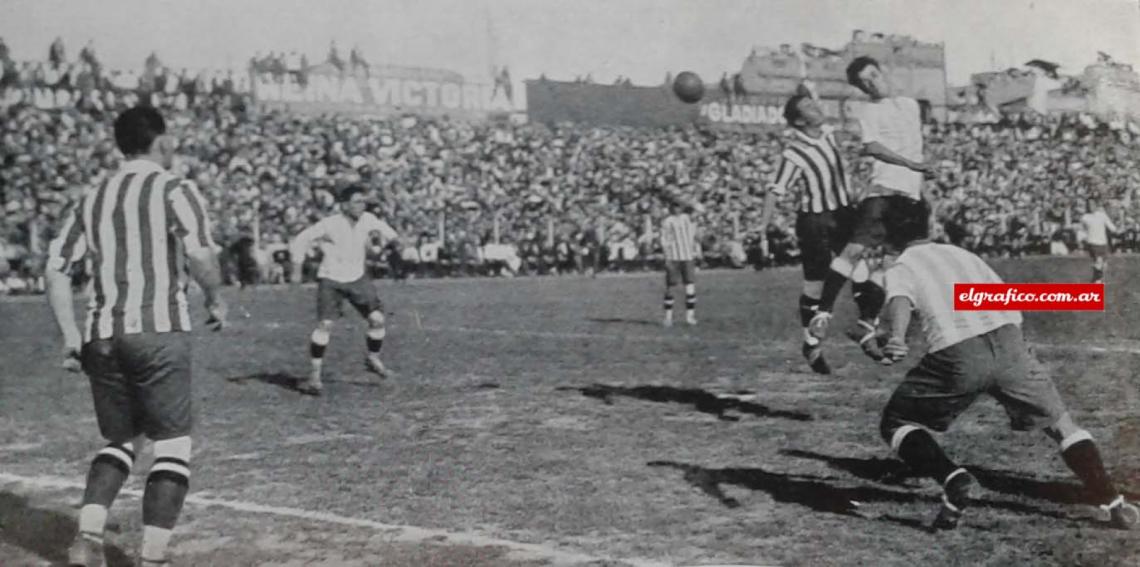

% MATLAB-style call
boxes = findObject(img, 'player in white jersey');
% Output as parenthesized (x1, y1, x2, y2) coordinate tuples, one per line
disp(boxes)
(875, 198, 1137, 531)
(1079, 199, 1117, 283)
(290, 184, 399, 395)
(809, 56, 937, 362)
(659, 188, 702, 327)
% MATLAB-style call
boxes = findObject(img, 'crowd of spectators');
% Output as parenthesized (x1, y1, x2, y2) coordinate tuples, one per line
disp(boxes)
(2, 38, 1139, 294)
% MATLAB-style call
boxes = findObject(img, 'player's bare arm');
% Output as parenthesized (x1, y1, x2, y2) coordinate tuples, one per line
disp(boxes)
(186, 245, 228, 330)
(882, 295, 913, 363)
(45, 266, 83, 370)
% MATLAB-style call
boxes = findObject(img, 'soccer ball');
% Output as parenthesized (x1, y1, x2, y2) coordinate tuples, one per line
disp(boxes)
(673, 71, 705, 104)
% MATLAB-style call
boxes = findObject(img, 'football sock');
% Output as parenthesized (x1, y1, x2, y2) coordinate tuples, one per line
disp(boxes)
(141, 437, 191, 563)
(892, 426, 959, 484)
(684, 284, 696, 318)
(818, 256, 855, 313)
(79, 442, 136, 538)
(1093, 266, 1104, 282)
(309, 328, 330, 375)
(798, 295, 821, 345)
(366, 327, 385, 355)
(852, 280, 885, 323)
(664, 293, 674, 319)
(1059, 434, 1118, 505)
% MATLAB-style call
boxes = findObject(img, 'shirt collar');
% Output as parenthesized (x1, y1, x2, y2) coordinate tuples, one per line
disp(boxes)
(121, 159, 166, 174)
(792, 128, 827, 146)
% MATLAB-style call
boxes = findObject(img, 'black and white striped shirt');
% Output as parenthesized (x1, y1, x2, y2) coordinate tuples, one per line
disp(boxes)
(767, 126, 853, 214)
(46, 159, 216, 342)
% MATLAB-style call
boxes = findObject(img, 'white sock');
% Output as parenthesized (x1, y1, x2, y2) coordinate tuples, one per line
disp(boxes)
(140, 525, 173, 562)
(78, 504, 108, 538)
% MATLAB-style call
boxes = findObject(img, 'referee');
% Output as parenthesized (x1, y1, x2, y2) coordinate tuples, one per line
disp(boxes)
(758, 93, 877, 374)
(46, 105, 227, 566)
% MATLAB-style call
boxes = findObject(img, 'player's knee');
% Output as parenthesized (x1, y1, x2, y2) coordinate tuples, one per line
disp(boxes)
(829, 254, 857, 277)
(684, 283, 696, 295)
(149, 436, 192, 486)
(1045, 413, 1092, 449)
(880, 413, 923, 451)
(94, 441, 137, 476)
(802, 280, 823, 299)
(310, 327, 331, 346)
(368, 310, 385, 328)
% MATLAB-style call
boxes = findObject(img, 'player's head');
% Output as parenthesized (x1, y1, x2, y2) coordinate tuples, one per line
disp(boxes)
(846, 56, 889, 99)
(882, 198, 931, 251)
(783, 94, 825, 130)
(336, 184, 369, 219)
(114, 105, 174, 167)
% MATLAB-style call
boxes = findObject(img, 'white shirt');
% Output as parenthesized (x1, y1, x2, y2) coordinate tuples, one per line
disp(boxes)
(290, 212, 397, 283)
(885, 242, 1021, 353)
(1080, 211, 1117, 246)
(858, 96, 924, 199)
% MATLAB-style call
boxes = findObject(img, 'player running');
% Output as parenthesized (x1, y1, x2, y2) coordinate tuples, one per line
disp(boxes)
(759, 93, 868, 374)
(876, 198, 1138, 531)
(46, 105, 227, 566)
(289, 184, 399, 396)
(1079, 198, 1117, 283)
(659, 185, 702, 327)
(808, 56, 936, 362)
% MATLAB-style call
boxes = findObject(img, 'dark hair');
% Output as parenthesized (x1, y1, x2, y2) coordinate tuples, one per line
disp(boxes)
(783, 94, 811, 126)
(337, 184, 367, 203)
(882, 198, 931, 249)
(846, 56, 880, 89)
(113, 105, 166, 156)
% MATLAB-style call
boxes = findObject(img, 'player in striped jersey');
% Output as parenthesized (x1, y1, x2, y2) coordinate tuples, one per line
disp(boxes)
(875, 198, 1137, 531)
(659, 187, 702, 327)
(1079, 198, 1118, 283)
(45, 105, 227, 566)
(290, 184, 399, 395)
(759, 93, 872, 374)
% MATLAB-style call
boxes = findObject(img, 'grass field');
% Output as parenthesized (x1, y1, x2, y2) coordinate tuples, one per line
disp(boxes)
(1, 254, 1138, 566)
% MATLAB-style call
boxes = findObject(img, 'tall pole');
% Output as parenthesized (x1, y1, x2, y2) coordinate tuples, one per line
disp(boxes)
(493, 211, 501, 244)
(438, 211, 446, 243)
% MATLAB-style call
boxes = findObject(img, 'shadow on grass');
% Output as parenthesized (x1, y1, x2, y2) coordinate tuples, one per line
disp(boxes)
(557, 383, 812, 422)
(586, 317, 661, 327)
(226, 372, 382, 393)
(0, 491, 132, 566)
(781, 448, 1127, 527)
(648, 460, 930, 532)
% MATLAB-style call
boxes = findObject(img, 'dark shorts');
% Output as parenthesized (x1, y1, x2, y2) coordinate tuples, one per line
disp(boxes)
(81, 332, 192, 443)
(851, 194, 929, 247)
(664, 260, 696, 287)
(795, 206, 856, 281)
(882, 324, 1066, 436)
(1086, 243, 1109, 259)
(317, 277, 384, 321)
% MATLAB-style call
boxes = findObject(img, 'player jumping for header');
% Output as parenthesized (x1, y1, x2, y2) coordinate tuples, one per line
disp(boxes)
(290, 184, 399, 396)
(760, 93, 861, 373)
(809, 56, 937, 362)
(876, 198, 1138, 531)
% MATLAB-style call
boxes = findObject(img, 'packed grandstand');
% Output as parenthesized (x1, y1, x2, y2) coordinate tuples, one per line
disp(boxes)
(1, 36, 1139, 293)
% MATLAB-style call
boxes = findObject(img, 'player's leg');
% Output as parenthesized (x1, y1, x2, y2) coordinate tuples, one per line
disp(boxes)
(122, 332, 195, 565)
(345, 278, 391, 376)
(69, 339, 141, 566)
(880, 341, 984, 530)
(663, 262, 679, 327)
(810, 199, 885, 338)
(1090, 245, 1106, 283)
(794, 212, 834, 374)
(846, 259, 887, 362)
(990, 329, 1137, 528)
(304, 280, 340, 395)
(682, 261, 697, 325)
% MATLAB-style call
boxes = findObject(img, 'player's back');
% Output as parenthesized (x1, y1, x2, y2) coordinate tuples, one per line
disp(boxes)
(887, 242, 1022, 353)
(54, 159, 212, 339)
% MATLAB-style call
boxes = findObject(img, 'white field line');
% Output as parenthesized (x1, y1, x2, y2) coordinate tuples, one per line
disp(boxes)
(0, 472, 670, 567)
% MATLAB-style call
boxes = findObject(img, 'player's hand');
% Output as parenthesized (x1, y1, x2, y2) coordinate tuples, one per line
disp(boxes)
(61, 346, 82, 373)
(205, 299, 228, 332)
(882, 337, 908, 365)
